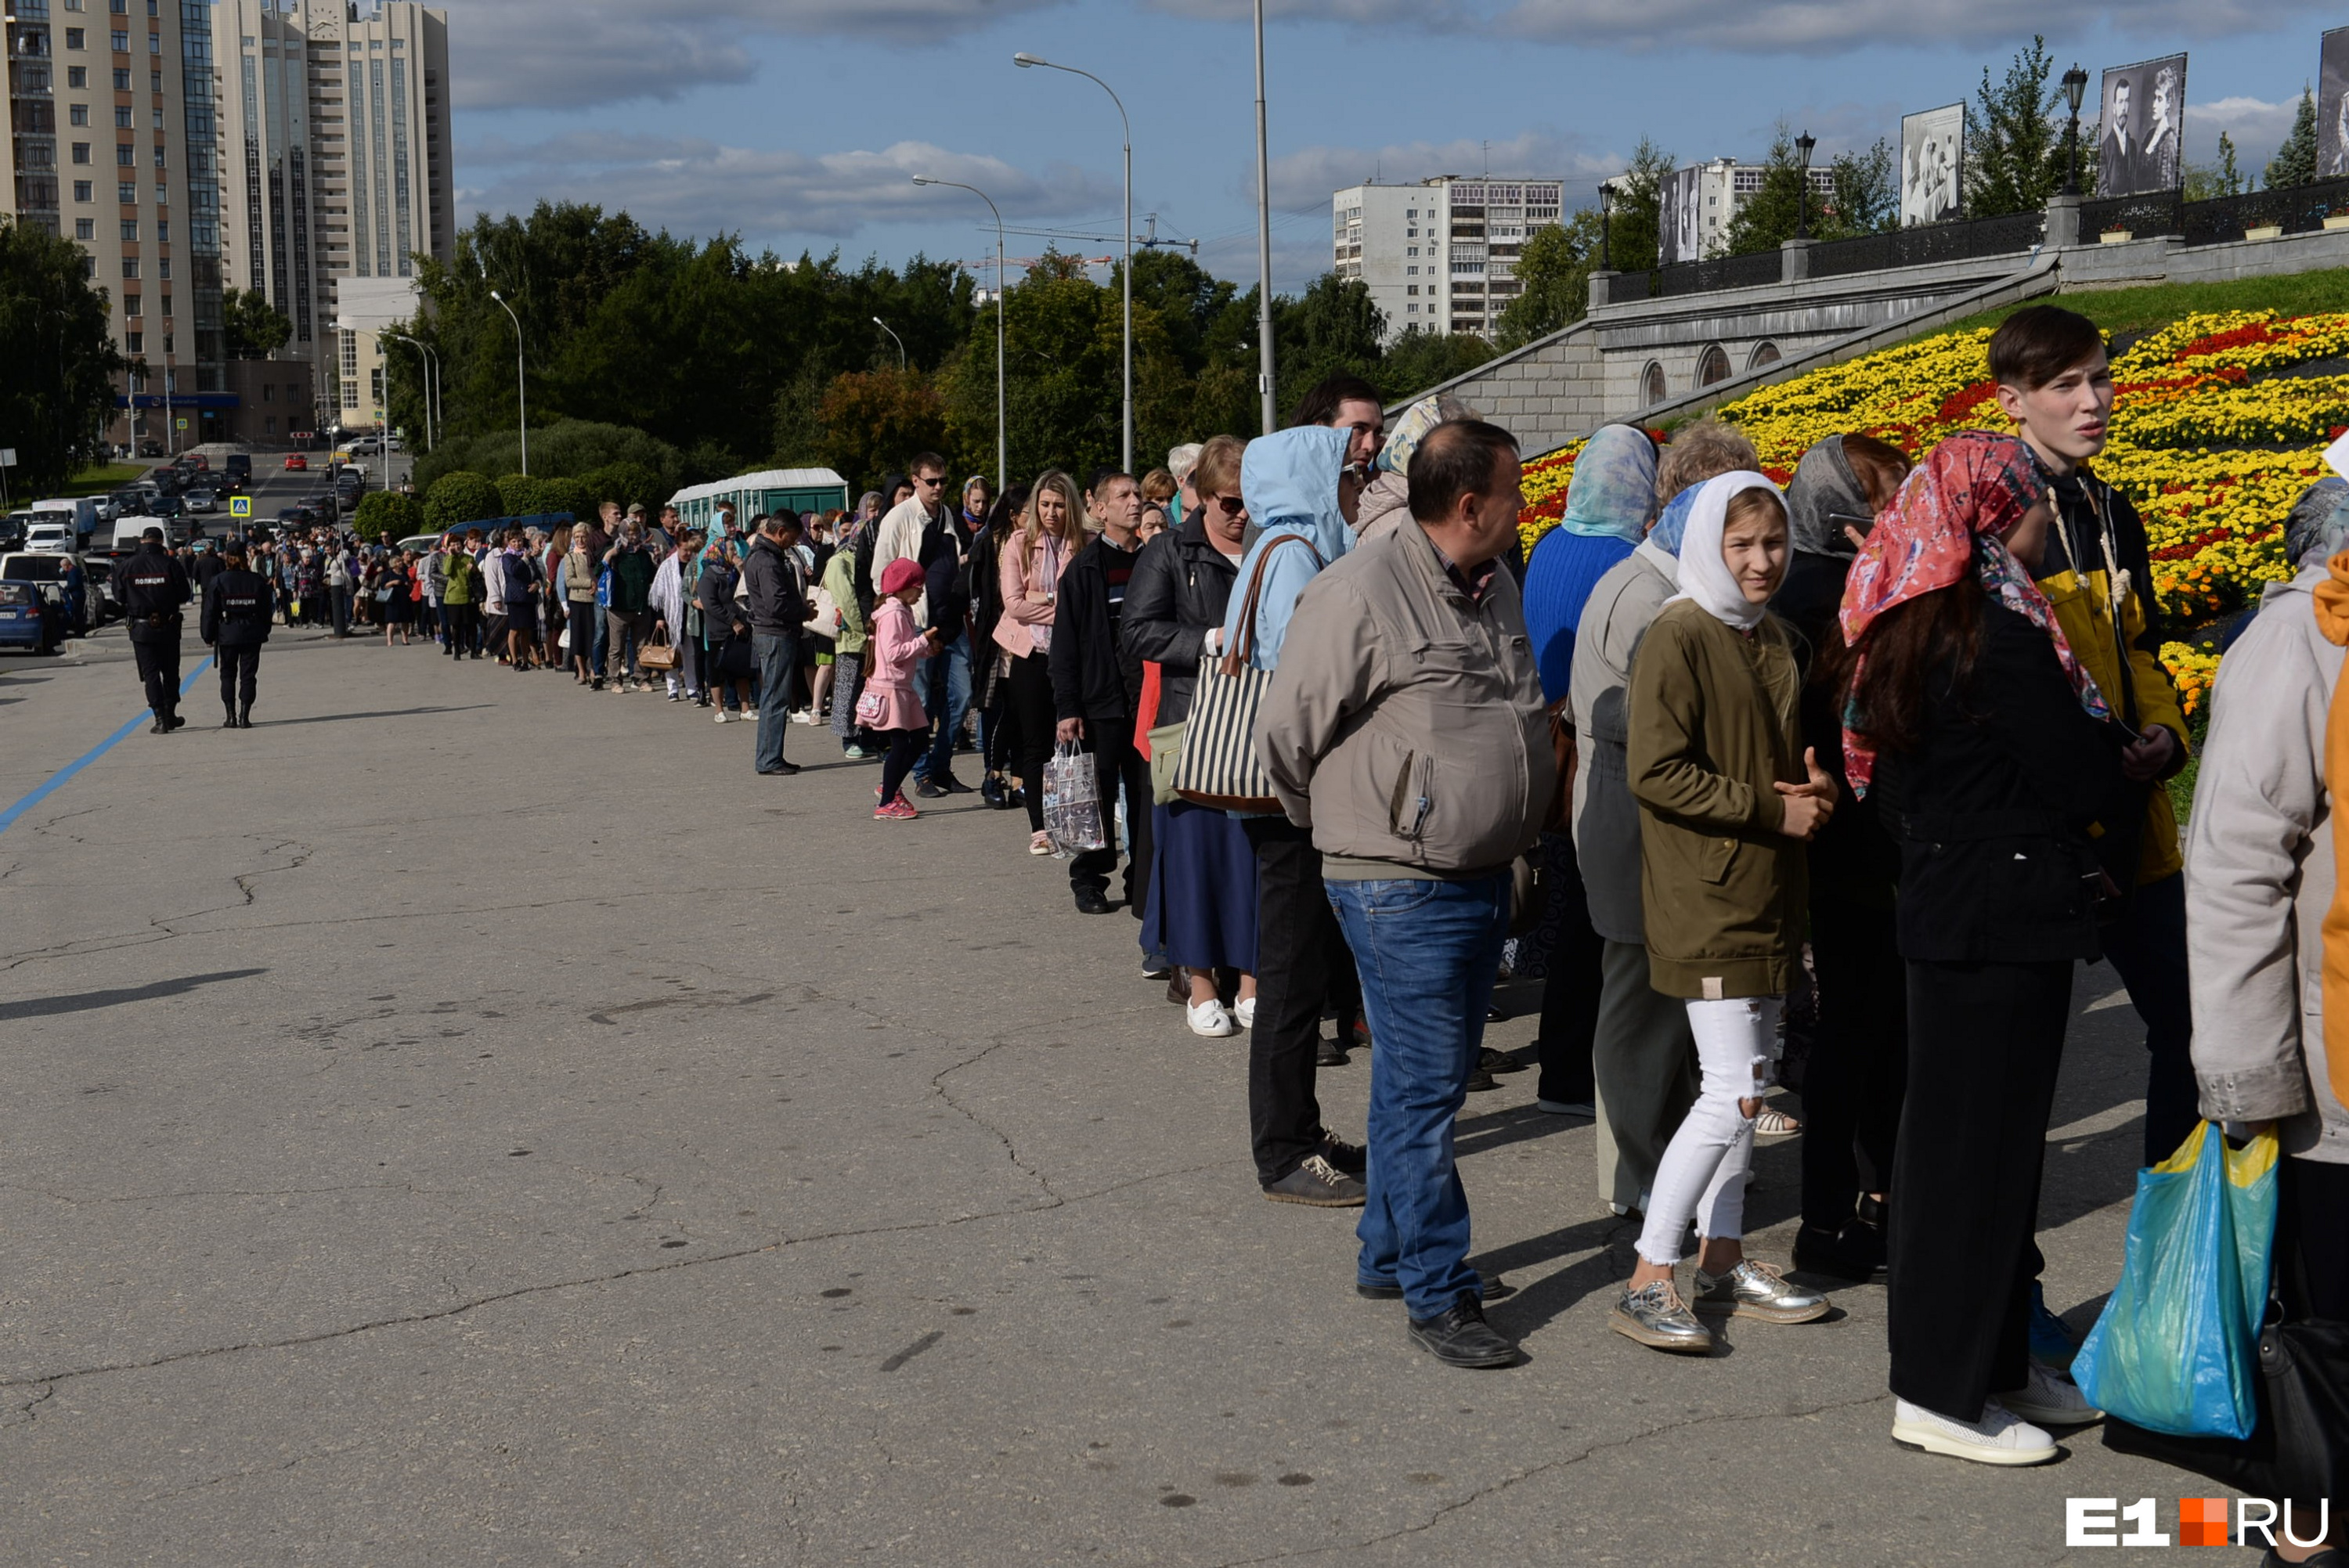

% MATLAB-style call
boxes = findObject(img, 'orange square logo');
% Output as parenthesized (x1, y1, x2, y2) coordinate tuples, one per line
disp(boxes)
(2179, 1498, 2229, 1546)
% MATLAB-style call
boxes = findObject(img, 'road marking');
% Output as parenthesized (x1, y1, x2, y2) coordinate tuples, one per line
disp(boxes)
(0, 655, 215, 838)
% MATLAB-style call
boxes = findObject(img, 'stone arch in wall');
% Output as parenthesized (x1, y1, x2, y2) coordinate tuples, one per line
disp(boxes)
(1697, 344, 1733, 387)
(1642, 361, 1667, 404)
(1748, 341, 1782, 370)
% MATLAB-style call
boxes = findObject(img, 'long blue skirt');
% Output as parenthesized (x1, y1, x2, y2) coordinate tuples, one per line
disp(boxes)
(1149, 801, 1260, 973)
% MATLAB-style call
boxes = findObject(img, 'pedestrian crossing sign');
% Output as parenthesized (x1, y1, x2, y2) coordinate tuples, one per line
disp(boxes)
(229, 496, 252, 517)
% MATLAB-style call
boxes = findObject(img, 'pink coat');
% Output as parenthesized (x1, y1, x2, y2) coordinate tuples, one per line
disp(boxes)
(862, 597, 933, 732)
(993, 529, 1066, 658)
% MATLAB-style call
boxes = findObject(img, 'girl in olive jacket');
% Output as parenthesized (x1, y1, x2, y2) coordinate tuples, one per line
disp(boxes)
(1615, 472, 1838, 1355)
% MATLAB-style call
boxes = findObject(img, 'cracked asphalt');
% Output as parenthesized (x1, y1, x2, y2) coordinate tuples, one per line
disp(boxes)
(0, 622, 2198, 1564)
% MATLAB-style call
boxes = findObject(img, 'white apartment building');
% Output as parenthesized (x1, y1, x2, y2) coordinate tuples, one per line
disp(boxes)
(1674, 158, 1838, 261)
(211, 0, 451, 431)
(1, 0, 228, 451)
(1330, 176, 1564, 343)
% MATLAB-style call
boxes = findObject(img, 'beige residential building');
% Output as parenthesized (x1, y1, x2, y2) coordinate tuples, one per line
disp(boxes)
(210, 0, 451, 431)
(1, 0, 227, 452)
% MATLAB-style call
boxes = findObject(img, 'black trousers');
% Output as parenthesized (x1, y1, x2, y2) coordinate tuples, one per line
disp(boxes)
(1802, 896, 1910, 1232)
(1888, 957, 2072, 1421)
(444, 604, 479, 656)
(132, 634, 179, 716)
(1245, 817, 1355, 1184)
(217, 643, 259, 712)
(1533, 833, 1602, 1105)
(1006, 650, 1055, 832)
(2095, 871, 2201, 1166)
(1069, 726, 1153, 908)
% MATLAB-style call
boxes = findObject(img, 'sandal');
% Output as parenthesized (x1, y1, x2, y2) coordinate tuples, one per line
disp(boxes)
(1755, 1106, 1802, 1138)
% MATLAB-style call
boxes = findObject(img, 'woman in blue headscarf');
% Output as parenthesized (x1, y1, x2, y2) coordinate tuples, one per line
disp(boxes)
(1521, 424, 1659, 704)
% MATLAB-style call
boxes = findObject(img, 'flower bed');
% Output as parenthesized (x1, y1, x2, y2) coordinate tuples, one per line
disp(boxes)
(1515, 309, 2346, 634)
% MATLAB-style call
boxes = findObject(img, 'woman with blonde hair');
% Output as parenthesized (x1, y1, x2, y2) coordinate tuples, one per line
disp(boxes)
(994, 470, 1088, 853)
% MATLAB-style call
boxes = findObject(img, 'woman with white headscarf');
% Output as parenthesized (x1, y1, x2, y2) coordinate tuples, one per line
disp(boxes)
(1612, 470, 1838, 1355)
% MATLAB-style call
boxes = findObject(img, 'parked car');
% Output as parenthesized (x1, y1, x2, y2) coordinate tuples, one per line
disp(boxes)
(386, 434, 404, 452)
(185, 488, 218, 514)
(284, 453, 309, 470)
(24, 522, 74, 555)
(0, 579, 58, 654)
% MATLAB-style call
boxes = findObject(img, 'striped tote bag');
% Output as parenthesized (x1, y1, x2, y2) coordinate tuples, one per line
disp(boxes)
(1172, 535, 1319, 813)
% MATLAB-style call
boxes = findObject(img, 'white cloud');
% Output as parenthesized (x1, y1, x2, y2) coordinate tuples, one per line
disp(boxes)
(2187, 95, 2301, 169)
(1258, 129, 1623, 209)
(459, 134, 1120, 246)
(439, 0, 1067, 109)
(1496, 0, 2328, 50)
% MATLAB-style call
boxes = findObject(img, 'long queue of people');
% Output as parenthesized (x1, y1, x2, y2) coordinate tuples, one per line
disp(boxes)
(144, 308, 2341, 1539)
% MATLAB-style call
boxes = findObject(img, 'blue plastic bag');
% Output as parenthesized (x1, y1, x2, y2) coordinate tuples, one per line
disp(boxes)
(2073, 1121, 2279, 1439)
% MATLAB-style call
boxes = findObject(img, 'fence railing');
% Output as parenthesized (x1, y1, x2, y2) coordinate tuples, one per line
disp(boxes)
(2080, 190, 2185, 240)
(1806, 209, 2046, 279)
(1605, 268, 1654, 305)
(2178, 176, 2349, 247)
(1651, 248, 1784, 298)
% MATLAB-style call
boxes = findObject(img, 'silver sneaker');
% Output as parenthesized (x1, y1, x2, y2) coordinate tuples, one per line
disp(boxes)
(1609, 1279, 1714, 1354)
(1693, 1259, 1831, 1324)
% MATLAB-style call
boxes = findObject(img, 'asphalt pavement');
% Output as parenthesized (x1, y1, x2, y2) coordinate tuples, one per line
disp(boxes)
(0, 619, 2211, 1565)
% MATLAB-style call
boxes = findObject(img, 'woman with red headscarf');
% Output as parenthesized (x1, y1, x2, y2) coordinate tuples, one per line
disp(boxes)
(1838, 431, 2129, 1467)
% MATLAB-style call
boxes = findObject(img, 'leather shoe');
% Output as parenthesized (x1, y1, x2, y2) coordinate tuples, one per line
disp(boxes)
(915, 777, 949, 798)
(1073, 889, 1113, 915)
(935, 773, 976, 795)
(1315, 1038, 1348, 1067)
(1406, 1293, 1518, 1368)
(757, 762, 801, 777)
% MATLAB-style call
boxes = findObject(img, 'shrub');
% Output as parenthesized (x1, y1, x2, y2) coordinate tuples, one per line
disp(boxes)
(536, 477, 597, 523)
(579, 461, 664, 517)
(352, 490, 425, 543)
(494, 472, 541, 519)
(424, 470, 503, 532)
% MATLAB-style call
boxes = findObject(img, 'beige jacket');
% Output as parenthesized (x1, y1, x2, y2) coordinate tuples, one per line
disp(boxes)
(1257, 525, 1553, 878)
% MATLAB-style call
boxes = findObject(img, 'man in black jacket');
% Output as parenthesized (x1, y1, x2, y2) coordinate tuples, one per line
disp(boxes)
(742, 510, 812, 777)
(111, 527, 191, 734)
(913, 492, 976, 795)
(199, 539, 275, 727)
(1048, 472, 1152, 916)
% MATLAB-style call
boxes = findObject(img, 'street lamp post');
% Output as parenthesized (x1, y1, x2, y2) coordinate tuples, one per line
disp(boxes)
(1598, 180, 1615, 271)
(1015, 51, 1131, 473)
(872, 315, 906, 370)
(383, 331, 435, 450)
(1794, 130, 1817, 241)
(912, 175, 1009, 492)
(487, 287, 527, 476)
(1251, 0, 1276, 434)
(2061, 66, 2090, 197)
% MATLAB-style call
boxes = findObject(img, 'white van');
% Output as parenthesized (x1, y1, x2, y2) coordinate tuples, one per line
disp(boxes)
(30, 497, 98, 543)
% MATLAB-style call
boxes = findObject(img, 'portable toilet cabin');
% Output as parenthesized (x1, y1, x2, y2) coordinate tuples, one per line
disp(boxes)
(666, 469, 850, 535)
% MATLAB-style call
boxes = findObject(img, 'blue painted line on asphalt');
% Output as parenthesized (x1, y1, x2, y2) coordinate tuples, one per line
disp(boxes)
(0, 655, 216, 838)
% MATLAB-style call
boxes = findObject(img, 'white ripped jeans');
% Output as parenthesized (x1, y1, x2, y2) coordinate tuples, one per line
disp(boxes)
(1633, 995, 1781, 1267)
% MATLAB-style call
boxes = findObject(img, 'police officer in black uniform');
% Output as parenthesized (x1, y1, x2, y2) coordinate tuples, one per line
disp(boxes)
(200, 539, 274, 727)
(111, 525, 192, 734)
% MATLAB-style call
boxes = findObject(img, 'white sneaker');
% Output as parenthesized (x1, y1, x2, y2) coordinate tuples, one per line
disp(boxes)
(1187, 999, 1237, 1038)
(713, 711, 731, 724)
(1997, 1361, 2104, 1427)
(1233, 997, 1257, 1030)
(1028, 831, 1053, 856)
(1892, 1397, 2058, 1466)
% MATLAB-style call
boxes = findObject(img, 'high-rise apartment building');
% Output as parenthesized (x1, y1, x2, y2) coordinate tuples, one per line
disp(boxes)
(2, 0, 226, 451)
(211, 0, 450, 430)
(1330, 177, 1564, 343)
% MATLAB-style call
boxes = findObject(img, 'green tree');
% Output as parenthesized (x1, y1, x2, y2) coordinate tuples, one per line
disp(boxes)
(1822, 139, 1900, 237)
(2269, 88, 2319, 189)
(1274, 274, 1386, 424)
(1593, 138, 1675, 279)
(2185, 134, 2249, 201)
(352, 489, 425, 542)
(1723, 123, 1813, 255)
(579, 460, 665, 517)
(809, 367, 948, 496)
(1376, 328, 1498, 402)
(1492, 213, 1602, 349)
(0, 216, 128, 496)
(424, 470, 503, 532)
(1967, 36, 2065, 217)
(413, 417, 684, 497)
(222, 287, 292, 359)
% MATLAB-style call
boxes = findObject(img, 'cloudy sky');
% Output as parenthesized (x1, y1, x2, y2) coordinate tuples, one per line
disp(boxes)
(442, 0, 2334, 290)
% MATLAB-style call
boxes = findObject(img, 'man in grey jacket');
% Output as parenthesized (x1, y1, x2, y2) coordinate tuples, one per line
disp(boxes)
(2185, 483, 2349, 1420)
(1566, 421, 1755, 1217)
(1259, 420, 1553, 1371)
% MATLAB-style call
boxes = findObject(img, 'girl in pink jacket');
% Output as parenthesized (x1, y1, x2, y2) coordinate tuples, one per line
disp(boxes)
(864, 556, 939, 819)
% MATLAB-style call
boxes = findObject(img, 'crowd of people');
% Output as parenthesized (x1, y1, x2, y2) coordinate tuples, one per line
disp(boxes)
(110, 306, 2344, 1540)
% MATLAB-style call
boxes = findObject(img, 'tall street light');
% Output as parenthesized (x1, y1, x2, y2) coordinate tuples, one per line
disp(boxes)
(2061, 66, 2090, 197)
(487, 287, 527, 476)
(1794, 130, 1817, 241)
(872, 315, 907, 370)
(381, 330, 436, 450)
(913, 175, 1009, 492)
(1250, 0, 1276, 434)
(1598, 180, 1615, 271)
(1015, 51, 1131, 473)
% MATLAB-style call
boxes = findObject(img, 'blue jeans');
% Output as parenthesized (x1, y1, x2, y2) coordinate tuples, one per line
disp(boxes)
(754, 633, 798, 773)
(916, 637, 972, 781)
(1329, 872, 1510, 1319)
